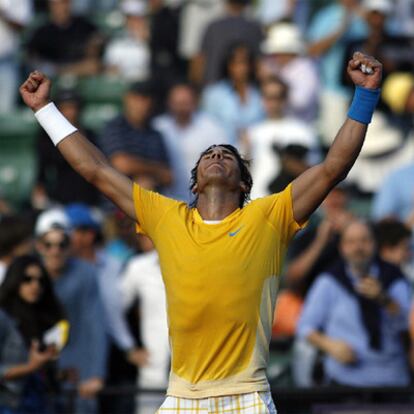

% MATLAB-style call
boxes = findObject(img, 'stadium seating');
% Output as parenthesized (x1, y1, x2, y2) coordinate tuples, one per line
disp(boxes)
(81, 103, 121, 133)
(77, 75, 128, 106)
(0, 109, 39, 208)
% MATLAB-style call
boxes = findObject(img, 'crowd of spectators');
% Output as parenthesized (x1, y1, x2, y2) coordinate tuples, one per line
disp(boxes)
(0, 0, 414, 413)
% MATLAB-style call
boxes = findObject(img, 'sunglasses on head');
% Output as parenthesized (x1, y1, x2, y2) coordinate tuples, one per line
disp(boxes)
(22, 275, 44, 285)
(42, 238, 70, 250)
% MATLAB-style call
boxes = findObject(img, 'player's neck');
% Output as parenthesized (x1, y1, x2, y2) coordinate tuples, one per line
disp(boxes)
(196, 187, 240, 221)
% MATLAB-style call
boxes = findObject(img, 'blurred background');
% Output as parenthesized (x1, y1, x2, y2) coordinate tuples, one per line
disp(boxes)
(0, 0, 414, 413)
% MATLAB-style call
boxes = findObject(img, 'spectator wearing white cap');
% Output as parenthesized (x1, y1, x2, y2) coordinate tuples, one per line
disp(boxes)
(259, 22, 320, 123)
(35, 208, 107, 414)
(103, 0, 151, 82)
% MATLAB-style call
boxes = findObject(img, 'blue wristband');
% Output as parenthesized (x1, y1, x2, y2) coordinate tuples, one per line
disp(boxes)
(347, 86, 381, 124)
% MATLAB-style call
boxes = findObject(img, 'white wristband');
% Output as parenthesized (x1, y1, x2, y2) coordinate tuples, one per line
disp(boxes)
(34, 102, 78, 146)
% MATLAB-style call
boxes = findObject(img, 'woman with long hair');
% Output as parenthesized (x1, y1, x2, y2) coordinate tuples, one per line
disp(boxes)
(201, 42, 264, 146)
(0, 255, 68, 414)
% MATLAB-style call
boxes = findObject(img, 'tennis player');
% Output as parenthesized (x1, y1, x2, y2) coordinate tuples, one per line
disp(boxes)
(20, 51, 382, 413)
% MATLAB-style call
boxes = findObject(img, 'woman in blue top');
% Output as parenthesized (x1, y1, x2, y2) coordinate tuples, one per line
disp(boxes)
(0, 255, 67, 414)
(201, 42, 264, 146)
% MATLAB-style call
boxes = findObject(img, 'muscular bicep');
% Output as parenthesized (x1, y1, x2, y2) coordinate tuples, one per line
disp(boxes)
(291, 164, 335, 225)
(96, 164, 136, 221)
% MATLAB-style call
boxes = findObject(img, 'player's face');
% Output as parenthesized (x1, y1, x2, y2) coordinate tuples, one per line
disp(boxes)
(195, 146, 243, 194)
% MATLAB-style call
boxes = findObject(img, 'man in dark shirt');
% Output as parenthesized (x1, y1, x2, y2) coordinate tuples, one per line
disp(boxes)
(33, 89, 100, 207)
(190, 0, 263, 85)
(26, 0, 102, 77)
(98, 81, 172, 191)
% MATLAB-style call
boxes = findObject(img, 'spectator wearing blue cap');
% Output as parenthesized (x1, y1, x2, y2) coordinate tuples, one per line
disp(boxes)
(64, 204, 148, 386)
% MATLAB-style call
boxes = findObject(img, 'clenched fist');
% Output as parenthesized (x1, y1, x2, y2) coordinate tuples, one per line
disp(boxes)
(19, 71, 51, 112)
(347, 51, 382, 90)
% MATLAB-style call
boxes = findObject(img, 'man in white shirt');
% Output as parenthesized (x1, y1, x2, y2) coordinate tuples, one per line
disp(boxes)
(259, 22, 320, 123)
(154, 82, 229, 202)
(103, 0, 150, 82)
(120, 234, 169, 414)
(244, 76, 319, 199)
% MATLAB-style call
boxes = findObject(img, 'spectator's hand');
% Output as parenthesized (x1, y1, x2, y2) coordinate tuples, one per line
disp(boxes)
(28, 341, 57, 371)
(31, 184, 50, 210)
(325, 338, 357, 364)
(347, 52, 382, 90)
(127, 347, 150, 367)
(78, 377, 104, 399)
(19, 71, 51, 112)
(356, 276, 382, 301)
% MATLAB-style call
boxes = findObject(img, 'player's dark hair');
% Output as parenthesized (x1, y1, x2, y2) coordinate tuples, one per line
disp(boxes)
(189, 144, 253, 208)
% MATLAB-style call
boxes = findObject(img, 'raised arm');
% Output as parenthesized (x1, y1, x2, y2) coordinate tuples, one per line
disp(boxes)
(19, 71, 136, 221)
(291, 52, 382, 224)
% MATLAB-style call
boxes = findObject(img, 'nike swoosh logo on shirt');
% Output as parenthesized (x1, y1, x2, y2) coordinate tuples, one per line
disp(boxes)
(229, 227, 243, 237)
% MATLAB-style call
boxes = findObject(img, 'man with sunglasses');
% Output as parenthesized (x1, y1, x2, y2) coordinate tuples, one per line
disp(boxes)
(23, 51, 382, 413)
(243, 76, 319, 199)
(35, 208, 107, 414)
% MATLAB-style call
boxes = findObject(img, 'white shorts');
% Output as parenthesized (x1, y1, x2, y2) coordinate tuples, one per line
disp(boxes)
(156, 391, 277, 413)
